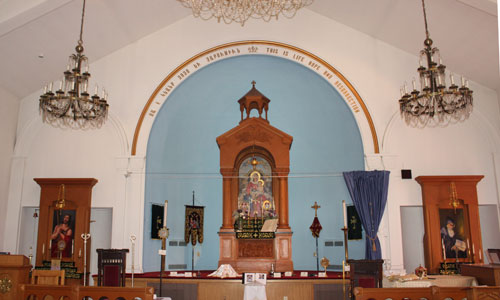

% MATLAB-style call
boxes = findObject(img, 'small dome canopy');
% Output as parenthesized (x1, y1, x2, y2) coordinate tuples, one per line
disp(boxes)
(238, 81, 270, 122)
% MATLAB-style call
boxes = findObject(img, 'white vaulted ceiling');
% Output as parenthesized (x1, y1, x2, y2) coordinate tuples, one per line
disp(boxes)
(0, 0, 498, 100)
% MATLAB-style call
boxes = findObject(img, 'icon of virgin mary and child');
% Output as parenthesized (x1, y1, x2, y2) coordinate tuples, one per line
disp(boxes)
(239, 170, 273, 218)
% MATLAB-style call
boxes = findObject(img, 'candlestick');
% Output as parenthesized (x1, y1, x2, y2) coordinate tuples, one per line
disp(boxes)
(130, 234, 136, 287)
(342, 200, 347, 228)
(81, 233, 91, 286)
(342, 260, 347, 300)
(163, 200, 168, 227)
(442, 238, 446, 260)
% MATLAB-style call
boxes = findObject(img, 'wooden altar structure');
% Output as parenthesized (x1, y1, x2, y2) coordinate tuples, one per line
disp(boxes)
(415, 175, 484, 274)
(216, 82, 293, 273)
(34, 178, 97, 283)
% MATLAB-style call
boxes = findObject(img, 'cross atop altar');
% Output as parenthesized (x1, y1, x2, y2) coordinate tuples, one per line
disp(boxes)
(216, 82, 294, 273)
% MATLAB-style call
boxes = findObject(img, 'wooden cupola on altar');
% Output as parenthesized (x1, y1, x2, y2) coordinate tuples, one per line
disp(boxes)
(216, 81, 293, 273)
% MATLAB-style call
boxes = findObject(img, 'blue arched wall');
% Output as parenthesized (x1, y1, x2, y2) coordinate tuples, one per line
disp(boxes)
(143, 54, 365, 272)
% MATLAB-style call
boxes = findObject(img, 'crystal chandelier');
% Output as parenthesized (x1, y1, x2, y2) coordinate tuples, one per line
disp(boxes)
(398, 0, 473, 127)
(177, 0, 313, 26)
(39, 0, 108, 129)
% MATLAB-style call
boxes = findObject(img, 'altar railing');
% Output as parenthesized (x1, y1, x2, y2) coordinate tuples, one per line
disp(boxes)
(19, 284, 154, 300)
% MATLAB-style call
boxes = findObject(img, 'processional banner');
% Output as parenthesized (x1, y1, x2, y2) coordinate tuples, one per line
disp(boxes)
(184, 205, 204, 245)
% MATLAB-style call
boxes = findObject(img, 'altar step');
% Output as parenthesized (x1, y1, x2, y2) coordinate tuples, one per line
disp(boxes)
(34, 260, 83, 279)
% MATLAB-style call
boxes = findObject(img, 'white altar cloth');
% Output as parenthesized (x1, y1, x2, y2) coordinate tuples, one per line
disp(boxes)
(244, 284, 267, 300)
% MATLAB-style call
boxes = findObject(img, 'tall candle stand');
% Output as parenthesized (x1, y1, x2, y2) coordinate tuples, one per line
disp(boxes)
(158, 227, 169, 297)
(341, 226, 349, 262)
(130, 234, 136, 287)
(81, 233, 91, 286)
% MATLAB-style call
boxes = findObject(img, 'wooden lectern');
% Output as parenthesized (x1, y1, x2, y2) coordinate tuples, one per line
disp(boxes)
(0, 255, 31, 300)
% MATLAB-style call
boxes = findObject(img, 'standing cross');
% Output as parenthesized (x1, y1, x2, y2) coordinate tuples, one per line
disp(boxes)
(311, 201, 321, 217)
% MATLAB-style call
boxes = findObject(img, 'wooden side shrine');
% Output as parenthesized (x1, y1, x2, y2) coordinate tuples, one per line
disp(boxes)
(416, 175, 484, 274)
(34, 178, 98, 284)
(216, 81, 293, 273)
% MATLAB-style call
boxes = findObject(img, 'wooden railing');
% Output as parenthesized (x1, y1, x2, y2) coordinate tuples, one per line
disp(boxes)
(19, 284, 155, 300)
(354, 286, 500, 300)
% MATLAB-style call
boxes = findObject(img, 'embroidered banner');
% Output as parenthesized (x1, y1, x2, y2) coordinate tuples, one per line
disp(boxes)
(184, 205, 204, 245)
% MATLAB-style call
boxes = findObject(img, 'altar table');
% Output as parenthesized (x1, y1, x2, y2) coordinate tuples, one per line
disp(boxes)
(383, 275, 478, 288)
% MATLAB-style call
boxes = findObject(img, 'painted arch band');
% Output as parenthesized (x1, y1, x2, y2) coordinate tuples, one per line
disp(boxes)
(132, 40, 379, 156)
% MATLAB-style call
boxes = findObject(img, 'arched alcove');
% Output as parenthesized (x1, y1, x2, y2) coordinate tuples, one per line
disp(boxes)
(143, 54, 366, 271)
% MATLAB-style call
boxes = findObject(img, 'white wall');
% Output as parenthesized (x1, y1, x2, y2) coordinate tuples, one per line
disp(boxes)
(5, 10, 500, 272)
(0, 87, 19, 251)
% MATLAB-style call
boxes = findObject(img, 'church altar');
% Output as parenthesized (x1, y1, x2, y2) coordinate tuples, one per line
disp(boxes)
(93, 271, 349, 300)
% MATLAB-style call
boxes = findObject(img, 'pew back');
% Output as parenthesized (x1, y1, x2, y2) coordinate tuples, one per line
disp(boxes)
(19, 284, 154, 300)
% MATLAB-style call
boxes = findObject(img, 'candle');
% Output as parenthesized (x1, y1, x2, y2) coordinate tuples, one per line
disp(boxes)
(342, 200, 347, 228)
(442, 238, 446, 260)
(412, 79, 417, 90)
(450, 73, 455, 85)
(163, 200, 168, 227)
(472, 243, 475, 255)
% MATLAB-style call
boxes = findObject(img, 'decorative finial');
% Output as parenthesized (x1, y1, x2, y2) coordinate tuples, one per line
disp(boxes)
(251, 80, 256, 87)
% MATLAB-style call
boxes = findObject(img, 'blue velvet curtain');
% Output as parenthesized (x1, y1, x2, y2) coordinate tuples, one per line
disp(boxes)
(343, 170, 390, 259)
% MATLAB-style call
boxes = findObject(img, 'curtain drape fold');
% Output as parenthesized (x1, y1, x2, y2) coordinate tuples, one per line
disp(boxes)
(343, 170, 390, 259)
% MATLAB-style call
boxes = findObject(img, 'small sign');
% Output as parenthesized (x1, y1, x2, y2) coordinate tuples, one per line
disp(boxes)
(300, 272, 308, 277)
(318, 272, 327, 278)
(169, 271, 178, 276)
(158, 249, 166, 255)
(184, 272, 193, 277)
(284, 271, 293, 277)
(273, 273, 281, 278)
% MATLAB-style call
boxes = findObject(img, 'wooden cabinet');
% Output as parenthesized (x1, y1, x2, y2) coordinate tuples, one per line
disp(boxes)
(460, 264, 500, 286)
(416, 176, 484, 274)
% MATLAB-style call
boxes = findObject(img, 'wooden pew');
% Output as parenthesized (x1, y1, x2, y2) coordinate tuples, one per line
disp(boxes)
(79, 286, 155, 300)
(354, 287, 433, 300)
(19, 284, 75, 299)
(19, 284, 154, 300)
(467, 286, 500, 300)
(353, 286, 468, 300)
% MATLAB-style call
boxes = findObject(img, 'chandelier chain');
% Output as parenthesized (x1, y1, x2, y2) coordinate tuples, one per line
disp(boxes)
(79, 0, 86, 45)
(421, 0, 430, 40)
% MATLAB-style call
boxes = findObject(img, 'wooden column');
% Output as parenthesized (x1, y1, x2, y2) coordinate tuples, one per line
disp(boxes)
(221, 170, 234, 230)
(278, 175, 290, 230)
